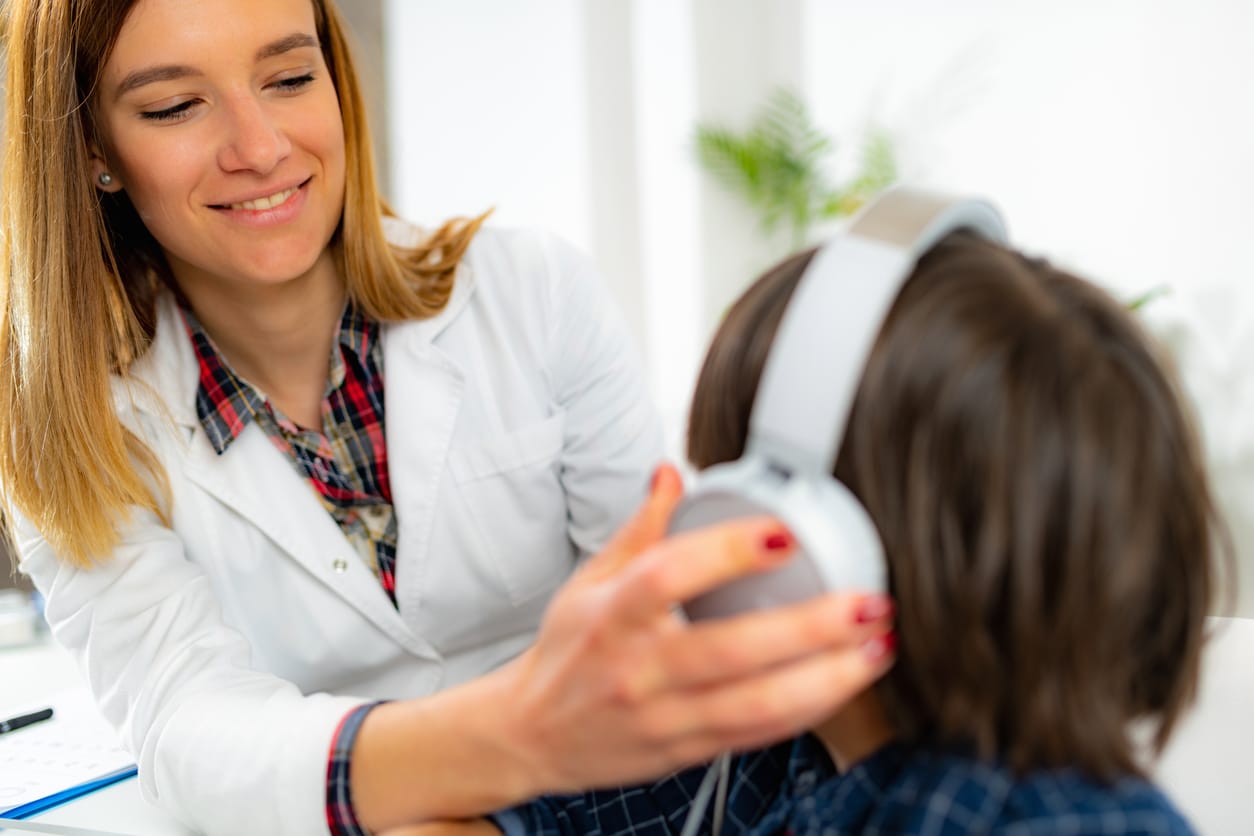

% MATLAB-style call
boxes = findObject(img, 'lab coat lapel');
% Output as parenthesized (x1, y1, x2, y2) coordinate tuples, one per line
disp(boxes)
(130, 293, 445, 657)
(381, 265, 475, 618)
(182, 425, 438, 656)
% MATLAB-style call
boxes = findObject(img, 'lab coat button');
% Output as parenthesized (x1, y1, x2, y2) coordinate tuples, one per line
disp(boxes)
(332, 558, 349, 574)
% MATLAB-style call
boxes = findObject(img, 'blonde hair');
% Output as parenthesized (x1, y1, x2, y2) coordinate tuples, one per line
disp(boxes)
(0, 0, 486, 567)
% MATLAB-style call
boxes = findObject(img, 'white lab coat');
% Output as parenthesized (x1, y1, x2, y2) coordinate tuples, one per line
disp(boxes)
(14, 223, 664, 835)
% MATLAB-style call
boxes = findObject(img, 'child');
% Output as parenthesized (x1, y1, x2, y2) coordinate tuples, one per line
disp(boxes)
(393, 215, 1219, 835)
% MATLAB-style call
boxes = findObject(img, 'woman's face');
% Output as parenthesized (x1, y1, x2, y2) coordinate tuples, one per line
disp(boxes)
(92, 0, 346, 295)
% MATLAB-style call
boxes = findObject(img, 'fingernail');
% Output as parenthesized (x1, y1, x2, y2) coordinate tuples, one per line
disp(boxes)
(649, 465, 666, 494)
(863, 631, 897, 662)
(763, 529, 794, 557)
(854, 595, 895, 624)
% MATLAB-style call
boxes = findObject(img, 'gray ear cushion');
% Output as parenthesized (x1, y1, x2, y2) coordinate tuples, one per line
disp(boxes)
(671, 488, 829, 621)
(669, 459, 886, 621)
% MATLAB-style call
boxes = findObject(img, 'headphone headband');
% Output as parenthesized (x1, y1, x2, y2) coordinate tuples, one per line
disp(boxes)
(746, 187, 1009, 476)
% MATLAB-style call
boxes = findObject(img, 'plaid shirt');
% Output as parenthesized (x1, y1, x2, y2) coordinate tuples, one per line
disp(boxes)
(183, 302, 398, 598)
(490, 736, 1197, 835)
(181, 302, 391, 836)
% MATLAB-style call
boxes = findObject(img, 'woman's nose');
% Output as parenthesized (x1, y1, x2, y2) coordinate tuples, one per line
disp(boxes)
(216, 94, 291, 174)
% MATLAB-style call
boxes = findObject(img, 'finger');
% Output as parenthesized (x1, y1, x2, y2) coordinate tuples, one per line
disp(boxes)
(650, 633, 897, 758)
(654, 592, 895, 690)
(610, 515, 795, 622)
(580, 462, 685, 581)
(620, 592, 891, 702)
(607, 462, 685, 555)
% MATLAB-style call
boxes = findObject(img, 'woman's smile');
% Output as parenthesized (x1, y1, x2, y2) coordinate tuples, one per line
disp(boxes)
(215, 179, 306, 212)
(211, 176, 313, 228)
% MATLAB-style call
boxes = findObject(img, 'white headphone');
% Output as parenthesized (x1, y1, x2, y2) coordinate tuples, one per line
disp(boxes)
(670, 187, 1009, 621)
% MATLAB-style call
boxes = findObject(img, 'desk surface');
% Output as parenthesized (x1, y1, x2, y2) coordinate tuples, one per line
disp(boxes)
(3, 619, 1252, 835)
(0, 639, 192, 836)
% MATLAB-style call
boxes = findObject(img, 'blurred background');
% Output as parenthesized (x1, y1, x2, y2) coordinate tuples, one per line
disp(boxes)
(353, 0, 1253, 614)
(8, 0, 1253, 616)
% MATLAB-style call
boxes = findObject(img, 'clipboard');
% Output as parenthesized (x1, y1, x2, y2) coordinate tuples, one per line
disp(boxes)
(0, 692, 137, 820)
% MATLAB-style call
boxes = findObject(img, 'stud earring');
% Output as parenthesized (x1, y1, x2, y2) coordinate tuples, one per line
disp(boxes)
(97, 172, 113, 187)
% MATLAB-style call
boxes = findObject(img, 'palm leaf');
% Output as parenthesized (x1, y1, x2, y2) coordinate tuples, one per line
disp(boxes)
(819, 130, 899, 218)
(1127, 285, 1171, 311)
(694, 87, 898, 247)
(694, 127, 764, 198)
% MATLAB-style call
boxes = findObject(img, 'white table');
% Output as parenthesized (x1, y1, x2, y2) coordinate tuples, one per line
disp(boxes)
(3, 620, 1251, 835)
(0, 639, 193, 836)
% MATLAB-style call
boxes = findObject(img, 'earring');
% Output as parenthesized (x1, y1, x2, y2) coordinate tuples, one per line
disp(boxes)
(97, 172, 113, 187)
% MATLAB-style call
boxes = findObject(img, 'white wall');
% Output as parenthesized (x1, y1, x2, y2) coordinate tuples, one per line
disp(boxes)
(800, 0, 1254, 615)
(803, 0, 1254, 299)
(383, 0, 702, 451)
(384, 1, 591, 247)
(382, 1, 1254, 614)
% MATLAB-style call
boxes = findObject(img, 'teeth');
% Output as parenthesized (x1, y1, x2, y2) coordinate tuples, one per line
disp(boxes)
(230, 186, 298, 211)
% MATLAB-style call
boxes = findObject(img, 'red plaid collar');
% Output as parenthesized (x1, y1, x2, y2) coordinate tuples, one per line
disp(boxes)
(180, 301, 379, 454)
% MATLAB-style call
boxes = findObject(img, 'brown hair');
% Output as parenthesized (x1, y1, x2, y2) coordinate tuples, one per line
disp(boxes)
(1, 0, 486, 567)
(687, 232, 1219, 780)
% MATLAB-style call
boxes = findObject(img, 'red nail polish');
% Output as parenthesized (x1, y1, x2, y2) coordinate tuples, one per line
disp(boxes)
(763, 530, 794, 552)
(855, 595, 895, 624)
(863, 631, 897, 662)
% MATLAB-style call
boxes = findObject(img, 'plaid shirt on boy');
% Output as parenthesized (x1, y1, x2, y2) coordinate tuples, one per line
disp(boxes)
(490, 736, 1196, 835)
(180, 301, 392, 836)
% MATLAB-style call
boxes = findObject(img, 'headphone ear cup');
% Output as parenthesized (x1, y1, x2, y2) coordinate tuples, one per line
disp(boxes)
(667, 458, 886, 621)
(802, 476, 886, 595)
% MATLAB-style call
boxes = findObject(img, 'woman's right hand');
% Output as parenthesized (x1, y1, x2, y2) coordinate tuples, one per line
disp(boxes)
(490, 462, 895, 796)
(351, 463, 894, 830)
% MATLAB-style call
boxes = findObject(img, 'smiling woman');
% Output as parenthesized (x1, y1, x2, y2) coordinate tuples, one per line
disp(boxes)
(0, 1, 897, 834)
(91, 1, 350, 424)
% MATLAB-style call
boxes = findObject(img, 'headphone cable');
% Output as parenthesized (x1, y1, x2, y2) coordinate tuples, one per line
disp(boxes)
(679, 752, 731, 836)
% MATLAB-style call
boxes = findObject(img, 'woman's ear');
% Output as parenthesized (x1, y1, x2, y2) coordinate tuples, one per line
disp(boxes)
(88, 152, 123, 193)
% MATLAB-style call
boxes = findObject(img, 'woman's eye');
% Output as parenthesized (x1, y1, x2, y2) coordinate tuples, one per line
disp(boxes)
(140, 100, 196, 122)
(134, 73, 314, 121)
(272, 73, 315, 92)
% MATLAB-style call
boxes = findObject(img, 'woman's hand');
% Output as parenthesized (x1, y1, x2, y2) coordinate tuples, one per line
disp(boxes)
(351, 463, 894, 829)
(490, 463, 896, 795)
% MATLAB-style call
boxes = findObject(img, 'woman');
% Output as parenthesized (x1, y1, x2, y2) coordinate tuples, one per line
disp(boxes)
(0, 0, 895, 833)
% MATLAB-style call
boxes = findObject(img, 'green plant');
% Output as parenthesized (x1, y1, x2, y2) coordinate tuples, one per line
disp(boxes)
(695, 88, 897, 250)
(1127, 285, 1171, 312)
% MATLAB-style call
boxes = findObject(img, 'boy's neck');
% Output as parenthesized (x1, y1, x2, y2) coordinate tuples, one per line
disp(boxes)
(811, 690, 895, 773)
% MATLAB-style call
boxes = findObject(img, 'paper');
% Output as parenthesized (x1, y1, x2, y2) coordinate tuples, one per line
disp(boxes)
(0, 692, 137, 819)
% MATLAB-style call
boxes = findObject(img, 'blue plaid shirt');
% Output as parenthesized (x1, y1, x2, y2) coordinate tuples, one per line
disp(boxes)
(490, 736, 1196, 835)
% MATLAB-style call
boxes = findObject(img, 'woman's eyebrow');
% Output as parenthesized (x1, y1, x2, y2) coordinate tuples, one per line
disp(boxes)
(113, 33, 319, 100)
(255, 32, 319, 62)
(115, 65, 198, 99)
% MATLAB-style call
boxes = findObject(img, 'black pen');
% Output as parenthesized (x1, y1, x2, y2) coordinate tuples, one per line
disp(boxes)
(0, 706, 54, 735)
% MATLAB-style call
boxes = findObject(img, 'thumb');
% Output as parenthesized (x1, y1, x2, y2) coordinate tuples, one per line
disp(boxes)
(580, 462, 685, 581)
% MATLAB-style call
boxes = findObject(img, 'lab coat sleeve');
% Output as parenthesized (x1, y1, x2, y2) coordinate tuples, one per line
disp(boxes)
(536, 231, 666, 557)
(14, 507, 368, 836)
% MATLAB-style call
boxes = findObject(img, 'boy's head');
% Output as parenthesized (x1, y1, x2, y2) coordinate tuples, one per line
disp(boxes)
(687, 231, 1218, 779)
